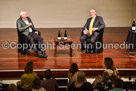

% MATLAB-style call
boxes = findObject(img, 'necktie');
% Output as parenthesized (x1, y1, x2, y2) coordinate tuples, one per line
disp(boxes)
(89, 18, 94, 35)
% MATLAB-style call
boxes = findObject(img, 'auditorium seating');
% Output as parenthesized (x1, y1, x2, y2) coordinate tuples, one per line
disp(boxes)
(1, 77, 136, 91)
(56, 78, 68, 91)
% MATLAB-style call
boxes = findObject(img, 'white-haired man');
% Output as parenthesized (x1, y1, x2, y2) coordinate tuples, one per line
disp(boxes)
(80, 9, 105, 54)
(17, 11, 47, 58)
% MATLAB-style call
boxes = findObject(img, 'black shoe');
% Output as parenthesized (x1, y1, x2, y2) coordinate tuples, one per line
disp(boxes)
(85, 50, 91, 54)
(90, 50, 95, 54)
(85, 51, 89, 54)
(81, 49, 85, 52)
(37, 51, 47, 58)
(44, 52, 48, 58)
(21, 51, 29, 55)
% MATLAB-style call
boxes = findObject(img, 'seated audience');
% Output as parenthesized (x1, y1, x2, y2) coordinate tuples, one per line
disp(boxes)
(69, 71, 93, 91)
(93, 57, 119, 90)
(17, 61, 37, 91)
(41, 69, 58, 91)
(32, 77, 46, 91)
(66, 63, 79, 91)
(8, 83, 18, 91)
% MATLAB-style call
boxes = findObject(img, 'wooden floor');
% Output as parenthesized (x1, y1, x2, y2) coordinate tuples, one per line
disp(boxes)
(0, 27, 136, 77)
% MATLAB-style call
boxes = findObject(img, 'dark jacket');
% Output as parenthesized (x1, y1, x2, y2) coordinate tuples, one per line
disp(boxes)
(81, 16, 105, 35)
(16, 17, 37, 36)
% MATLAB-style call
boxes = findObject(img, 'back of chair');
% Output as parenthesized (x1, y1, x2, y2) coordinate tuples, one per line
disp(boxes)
(95, 29, 104, 53)
(17, 28, 28, 55)
(96, 29, 104, 43)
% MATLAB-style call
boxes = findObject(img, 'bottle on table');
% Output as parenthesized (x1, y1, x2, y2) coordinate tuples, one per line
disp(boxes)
(58, 31, 61, 40)
(132, 18, 136, 31)
(64, 31, 67, 40)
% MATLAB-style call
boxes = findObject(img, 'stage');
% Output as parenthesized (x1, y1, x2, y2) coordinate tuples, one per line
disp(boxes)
(0, 28, 136, 78)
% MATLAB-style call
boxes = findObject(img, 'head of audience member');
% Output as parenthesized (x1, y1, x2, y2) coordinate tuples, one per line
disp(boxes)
(32, 77, 41, 89)
(44, 69, 52, 80)
(76, 71, 87, 88)
(8, 83, 18, 91)
(104, 57, 114, 70)
(90, 8, 96, 18)
(69, 63, 79, 76)
(20, 11, 27, 20)
(25, 61, 33, 74)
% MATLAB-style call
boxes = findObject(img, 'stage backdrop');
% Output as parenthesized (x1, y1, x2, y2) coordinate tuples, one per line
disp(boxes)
(133, 0, 136, 18)
(0, 0, 134, 28)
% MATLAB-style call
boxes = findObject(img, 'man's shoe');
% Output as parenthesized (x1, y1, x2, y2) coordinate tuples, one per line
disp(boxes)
(85, 50, 90, 54)
(81, 49, 85, 52)
(37, 51, 47, 58)
(44, 53, 48, 58)
(90, 50, 95, 54)
(21, 51, 29, 55)
(42, 52, 48, 58)
(85, 51, 89, 54)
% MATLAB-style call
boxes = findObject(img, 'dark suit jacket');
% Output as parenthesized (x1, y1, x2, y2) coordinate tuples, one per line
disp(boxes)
(16, 17, 37, 36)
(81, 16, 105, 35)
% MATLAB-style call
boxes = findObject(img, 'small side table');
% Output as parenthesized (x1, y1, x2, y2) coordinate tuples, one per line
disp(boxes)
(54, 38, 73, 57)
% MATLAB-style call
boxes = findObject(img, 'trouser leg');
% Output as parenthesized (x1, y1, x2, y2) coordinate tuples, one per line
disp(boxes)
(27, 34, 38, 52)
(80, 35, 89, 49)
(31, 33, 45, 52)
(90, 32, 99, 51)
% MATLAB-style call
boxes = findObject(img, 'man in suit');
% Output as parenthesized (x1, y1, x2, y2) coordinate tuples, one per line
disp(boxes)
(17, 11, 47, 58)
(80, 9, 105, 53)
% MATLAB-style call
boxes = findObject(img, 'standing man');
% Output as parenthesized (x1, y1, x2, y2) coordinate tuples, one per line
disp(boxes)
(17, 11, 47, 58)
(80, 9, 105, 53)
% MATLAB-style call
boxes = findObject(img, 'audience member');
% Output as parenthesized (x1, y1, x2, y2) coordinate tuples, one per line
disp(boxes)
(17, 61, 37, 91)
(41, 69, 58, 91)
(32, 77, 46, 91)
(66, 63, 79, 91)
(69, 71, 93, 91)
(93, 57, 120, 90)
(8, 83, 18, 91)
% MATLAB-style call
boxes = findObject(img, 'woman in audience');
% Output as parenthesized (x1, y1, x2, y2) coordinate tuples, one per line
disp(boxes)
(32, 77, 46, 91)
(93, 57, 119, 89)
(69, 71, 93, 91)
(8, 83, 18, 91)
(17, 61, 37, 91)
(66, 63, 79, 91)
(41, 69, 58, 91)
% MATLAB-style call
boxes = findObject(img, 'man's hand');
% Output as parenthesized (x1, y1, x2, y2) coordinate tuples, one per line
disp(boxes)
(92, 28, 98, 31)
(35, 31, 38, 35)
(83, 31, 88, 35)
(28, 23, 32, 26)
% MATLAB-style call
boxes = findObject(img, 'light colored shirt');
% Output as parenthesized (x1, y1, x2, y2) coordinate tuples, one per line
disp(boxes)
(23, 19, 33, 32)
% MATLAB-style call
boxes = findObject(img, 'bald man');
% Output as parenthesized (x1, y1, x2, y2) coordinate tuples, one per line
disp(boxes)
(80, 9, 105, 53)
(17, 11, 47, 58)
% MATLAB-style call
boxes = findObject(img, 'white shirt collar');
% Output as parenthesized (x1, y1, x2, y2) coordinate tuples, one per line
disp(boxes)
(92, 16, 96, 20)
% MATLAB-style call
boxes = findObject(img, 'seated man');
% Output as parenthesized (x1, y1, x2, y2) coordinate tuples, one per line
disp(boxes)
(17, 11, 47, 58)
(80, 8, 105, 53)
